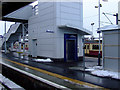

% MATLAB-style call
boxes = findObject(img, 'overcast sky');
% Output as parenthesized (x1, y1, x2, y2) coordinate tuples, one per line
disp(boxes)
(83, 0, 119, 37)
(0, 0, 120, 37)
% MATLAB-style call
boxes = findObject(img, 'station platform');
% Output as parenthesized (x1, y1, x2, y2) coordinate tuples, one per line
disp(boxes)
(0, 51, 120, 89)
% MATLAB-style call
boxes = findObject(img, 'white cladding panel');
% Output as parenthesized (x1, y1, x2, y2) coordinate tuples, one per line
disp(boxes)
(103, 32, 118, 45)
(104, 46, 119, 57)
(104, 59, 119, 71)
(29, 2, 56, 57)
(58, 2, 83, 28)
(102, 30, 120, 72)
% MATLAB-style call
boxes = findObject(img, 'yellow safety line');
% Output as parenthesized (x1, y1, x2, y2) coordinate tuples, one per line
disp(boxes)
(1, 57, 108, 89)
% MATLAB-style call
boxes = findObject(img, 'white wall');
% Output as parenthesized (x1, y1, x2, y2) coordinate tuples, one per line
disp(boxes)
(103, 30, 120, 72)
(55, 2, 83, 58)
(28, 2, 56, 57)
(56, 2, 83, 28)
(28, 2, 83, 58)
(0, 38, 2, 48)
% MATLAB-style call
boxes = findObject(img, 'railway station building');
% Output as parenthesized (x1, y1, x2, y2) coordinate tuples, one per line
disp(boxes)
(28, 1, 91, 61)
(3, 1, 92, 62)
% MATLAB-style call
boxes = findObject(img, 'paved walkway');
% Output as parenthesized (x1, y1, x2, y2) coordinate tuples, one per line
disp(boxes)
(10, 51, 100, 68)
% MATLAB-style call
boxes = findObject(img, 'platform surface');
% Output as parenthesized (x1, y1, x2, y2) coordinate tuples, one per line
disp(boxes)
(0, 52, 120, 89)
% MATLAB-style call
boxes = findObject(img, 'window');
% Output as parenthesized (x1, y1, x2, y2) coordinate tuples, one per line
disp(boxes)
(92, 45, 99, 50)
(25, 45, 27, 47)
(85, 45, 86, 49)
(87, 45, 89, 49)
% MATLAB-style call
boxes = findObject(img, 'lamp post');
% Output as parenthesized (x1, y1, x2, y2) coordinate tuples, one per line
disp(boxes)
(91, 22, 94, 39)
(95, 0, 101, 66)
(82, 36, 85, 71)
(113, 13, 118, 25)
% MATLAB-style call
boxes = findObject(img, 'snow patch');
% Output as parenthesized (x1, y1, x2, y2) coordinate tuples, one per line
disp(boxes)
(85, 66, 102, 72)
(87, 66, 103, 70)
(85, 66, 120, 80)
(21, 56, 24, 59)
(85, 68, 95, 71)
(92, 66, 103, 69)
(34, 58, 53, 62)
(91, 70, 119, 79)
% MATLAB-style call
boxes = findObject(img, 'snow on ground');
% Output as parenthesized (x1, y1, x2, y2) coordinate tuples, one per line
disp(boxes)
(0, 74, 24, 89)
(34, 58, 53, 62)
(91, 70, 119, 79)
(85, 66, 103, 71)
(85, 68, 95, 72)
(20, 55, 23, 59)
(85, 66, 120, 80)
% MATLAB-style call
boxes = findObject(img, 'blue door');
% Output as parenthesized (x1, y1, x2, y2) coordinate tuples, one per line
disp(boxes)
(64, 34, 77, 62)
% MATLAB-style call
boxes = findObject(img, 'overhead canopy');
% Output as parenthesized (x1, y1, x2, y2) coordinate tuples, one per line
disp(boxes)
(58, 24, 92, 35)
(4, 5, 33, 22)
(0, 0, 36, 22)
(99, 25, 120, 32)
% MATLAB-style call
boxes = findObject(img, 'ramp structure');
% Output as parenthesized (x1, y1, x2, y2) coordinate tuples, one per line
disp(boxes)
(1, 4, 34, 53)
(1, 23, 28, 50)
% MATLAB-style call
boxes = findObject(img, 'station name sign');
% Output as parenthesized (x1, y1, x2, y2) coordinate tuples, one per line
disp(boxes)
(46, 30, 54, 33)
(0, 35, 3, 38)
